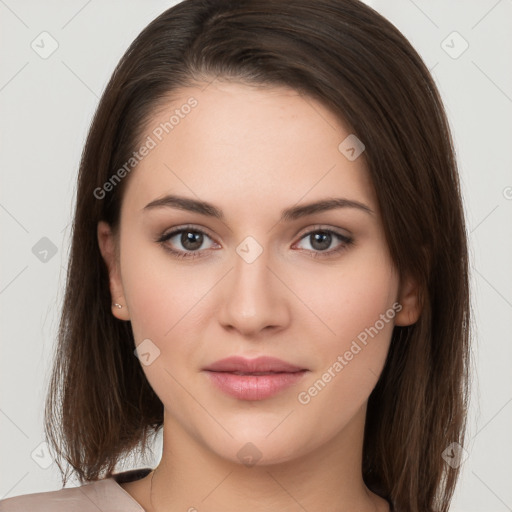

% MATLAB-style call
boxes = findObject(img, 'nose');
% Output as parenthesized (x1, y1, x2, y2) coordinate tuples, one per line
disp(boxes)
(216, 242, 291, 338)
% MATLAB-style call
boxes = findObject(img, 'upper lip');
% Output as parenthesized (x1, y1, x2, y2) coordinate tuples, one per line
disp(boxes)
(203, 356, 306, 373)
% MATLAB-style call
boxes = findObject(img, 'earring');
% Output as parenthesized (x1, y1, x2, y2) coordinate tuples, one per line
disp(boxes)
(112, 303, 123, 309)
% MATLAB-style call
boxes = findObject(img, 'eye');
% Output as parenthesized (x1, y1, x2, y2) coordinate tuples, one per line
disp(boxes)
(156, 225, 219, 260)
(293, 228, 354, 258)
(156, 225, 354, 261)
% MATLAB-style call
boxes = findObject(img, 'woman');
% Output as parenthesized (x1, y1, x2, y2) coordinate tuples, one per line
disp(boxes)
(0, 0, 471, 511)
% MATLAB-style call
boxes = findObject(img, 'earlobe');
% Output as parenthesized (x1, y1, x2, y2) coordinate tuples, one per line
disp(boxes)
(394, 273, 422, 326)
(97, 221, 130, 321)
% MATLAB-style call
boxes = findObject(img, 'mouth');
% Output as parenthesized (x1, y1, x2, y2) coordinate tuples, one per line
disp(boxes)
(202, 356, 309, 400)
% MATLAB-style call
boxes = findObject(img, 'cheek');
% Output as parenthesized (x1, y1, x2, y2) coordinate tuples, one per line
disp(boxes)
(292, 243, 398, 405)
(292, 240, 398, 343)
(295, 320, 393, 436)
(119, 238, 206, 412)
(295, 308, 395, 437)
(120, 234, 206, 341)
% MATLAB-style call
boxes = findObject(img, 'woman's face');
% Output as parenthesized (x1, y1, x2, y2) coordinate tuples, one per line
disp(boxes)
(98, 80, 418, 465)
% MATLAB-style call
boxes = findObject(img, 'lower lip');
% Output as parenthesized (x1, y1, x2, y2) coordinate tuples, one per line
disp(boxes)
(204, 370, 308, 400)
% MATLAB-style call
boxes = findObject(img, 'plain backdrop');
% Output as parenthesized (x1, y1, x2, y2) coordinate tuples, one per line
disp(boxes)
(1, 1, 511, 510)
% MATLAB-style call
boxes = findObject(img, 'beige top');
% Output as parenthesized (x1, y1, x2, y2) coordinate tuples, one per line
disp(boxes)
(0, 468, 151, 511)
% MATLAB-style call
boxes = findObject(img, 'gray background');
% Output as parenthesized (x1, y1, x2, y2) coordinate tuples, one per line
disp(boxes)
(1, 1, 511, 510)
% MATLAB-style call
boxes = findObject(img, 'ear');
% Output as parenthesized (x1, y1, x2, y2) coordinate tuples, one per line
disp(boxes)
(97, 220, 130, 321)
(394, 273, 422, 326)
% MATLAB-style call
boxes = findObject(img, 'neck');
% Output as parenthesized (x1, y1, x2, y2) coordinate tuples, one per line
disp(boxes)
(143, 405, 387, 512)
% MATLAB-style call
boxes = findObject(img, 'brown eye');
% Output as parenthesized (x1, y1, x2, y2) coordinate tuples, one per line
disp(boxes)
(177, 230, 204, 251)
(294, 229, 354, 258)
(156, 226, 219, 260)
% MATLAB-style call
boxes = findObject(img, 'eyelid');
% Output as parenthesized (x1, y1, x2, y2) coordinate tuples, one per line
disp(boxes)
(293, 223, 352, 240)
(160, 224, 217, 239)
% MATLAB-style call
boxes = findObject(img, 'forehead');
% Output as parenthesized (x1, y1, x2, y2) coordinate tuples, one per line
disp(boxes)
(120, 80, 376, 220)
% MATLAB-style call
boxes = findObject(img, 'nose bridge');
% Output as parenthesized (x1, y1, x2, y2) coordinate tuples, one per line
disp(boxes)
(217, 235, 290, 335)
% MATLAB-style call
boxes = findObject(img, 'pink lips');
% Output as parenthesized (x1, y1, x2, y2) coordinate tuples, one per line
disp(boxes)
(203, 356, 308, 401)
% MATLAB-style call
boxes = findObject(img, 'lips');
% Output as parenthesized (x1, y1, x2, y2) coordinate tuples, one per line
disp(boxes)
(203, 355, 305, 373)
(202, 356, 308, 400)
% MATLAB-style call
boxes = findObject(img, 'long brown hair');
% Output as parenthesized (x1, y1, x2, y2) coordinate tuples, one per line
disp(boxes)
(44, 1, 471, 511)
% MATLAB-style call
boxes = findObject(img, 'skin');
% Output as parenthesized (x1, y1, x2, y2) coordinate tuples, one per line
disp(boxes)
(98, 80, 420, 512)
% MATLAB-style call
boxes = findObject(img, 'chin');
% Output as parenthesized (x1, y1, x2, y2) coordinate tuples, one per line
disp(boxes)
(203, 428, 314, 468)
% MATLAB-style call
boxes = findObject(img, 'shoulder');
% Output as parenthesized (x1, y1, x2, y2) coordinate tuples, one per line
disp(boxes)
(0, 477, 139, 512)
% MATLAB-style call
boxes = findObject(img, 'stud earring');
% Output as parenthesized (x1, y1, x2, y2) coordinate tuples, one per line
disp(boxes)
(112, 303, 123, 309)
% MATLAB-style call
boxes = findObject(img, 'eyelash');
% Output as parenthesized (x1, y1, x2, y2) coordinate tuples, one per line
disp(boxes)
(155, 224, 354, 261)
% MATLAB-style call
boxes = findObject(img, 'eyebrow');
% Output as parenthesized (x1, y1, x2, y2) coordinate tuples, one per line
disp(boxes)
(143, 194, 373, 221)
